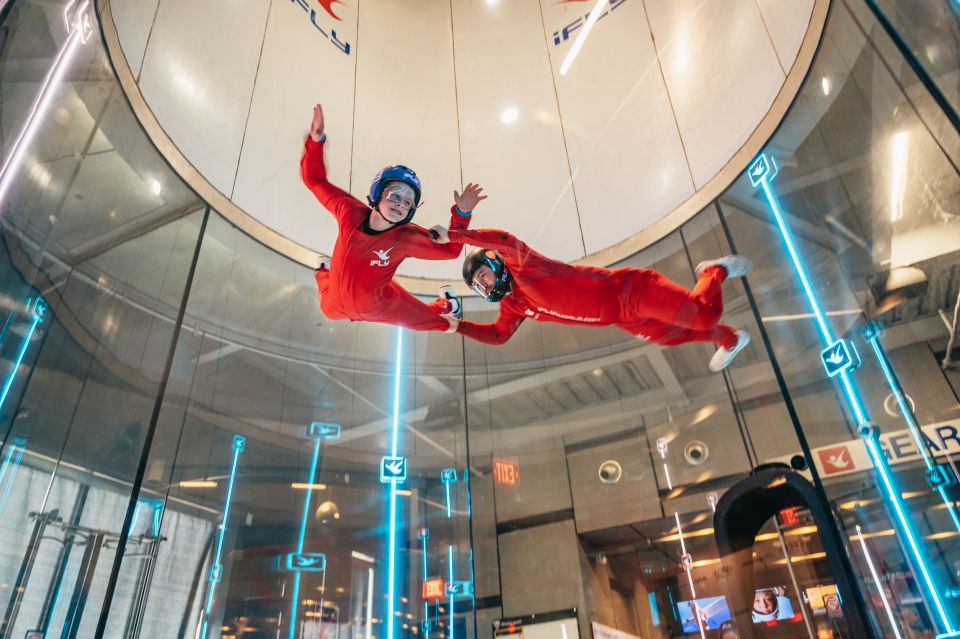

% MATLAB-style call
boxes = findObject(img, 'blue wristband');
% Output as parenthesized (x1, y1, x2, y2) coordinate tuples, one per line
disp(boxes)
(455, 206, 471, 217)
(317, 133, 327, 143)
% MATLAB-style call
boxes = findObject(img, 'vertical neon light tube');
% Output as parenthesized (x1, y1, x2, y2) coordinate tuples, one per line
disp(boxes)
(200, 434, 245, 639)
(856, 525, 903, 639)
(289, 436, 323, 639)
(674, 512, 706, 639)
(421, 531, 429, 630)
(447, 545, 454, 639)
(753, 154, 955, 635)
(444, 480, 452, 518)
(365, 567, 375, 639)
(0, 4, 88, 208)
(866, 334, 960, 534)
(656, 437, 672, 490)
(0, 298, 46, 414)
(386, 328, 404, 639)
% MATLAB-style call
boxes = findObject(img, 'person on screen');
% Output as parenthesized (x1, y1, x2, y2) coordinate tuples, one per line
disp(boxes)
(302, 104, 486, 332)
(432, 227, 752, 371)
(718, 620, 740, 639)
(752, 588, 794, 622)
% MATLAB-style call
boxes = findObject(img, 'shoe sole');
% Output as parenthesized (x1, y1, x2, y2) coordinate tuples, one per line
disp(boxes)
(709, 332, 751, 372)
(697, 256, 753, 279)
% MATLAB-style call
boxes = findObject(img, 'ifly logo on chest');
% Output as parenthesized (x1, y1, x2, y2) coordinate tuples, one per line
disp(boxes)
(290, 0, 352, 55)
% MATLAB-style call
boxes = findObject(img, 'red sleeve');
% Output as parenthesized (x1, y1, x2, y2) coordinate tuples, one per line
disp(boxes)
(448, 205, 472, 233)
(447, 228, 531, 261)
(456, 304, 525, 345)
(402, 205, 473, 260)
(300, 136, 366, 221)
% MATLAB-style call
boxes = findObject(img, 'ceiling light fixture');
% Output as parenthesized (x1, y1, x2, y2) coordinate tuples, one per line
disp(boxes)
(890, 131, 908, 222)
(180, 480, 218, 488)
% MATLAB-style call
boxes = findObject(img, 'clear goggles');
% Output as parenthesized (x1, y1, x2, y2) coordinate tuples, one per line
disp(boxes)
(470, 266, 495, 298)
(382, 183, 416, 210)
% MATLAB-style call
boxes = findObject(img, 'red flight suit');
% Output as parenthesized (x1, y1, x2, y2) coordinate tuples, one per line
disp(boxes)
(448, 228, 738, 348)
(301, 136, 468, 332)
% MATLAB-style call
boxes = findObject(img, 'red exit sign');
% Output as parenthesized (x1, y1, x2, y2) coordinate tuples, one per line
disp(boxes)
(779, 507, 801, 527)
(422, 578, 445, 601)
(493, 460, 520, 486)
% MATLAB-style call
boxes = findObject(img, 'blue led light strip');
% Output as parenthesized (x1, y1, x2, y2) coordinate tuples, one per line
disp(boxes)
(447, 545, 454, 639)
(386, 327, 404, 639)
(867, 335, 960, 534)
(200, 434, 245, 638)
(422, 532, 429, 628)
(0, 301, 44, 415)
(289, 436, 324, 639)
(444, 480, 452, 518)
(754, 155, 955, 635)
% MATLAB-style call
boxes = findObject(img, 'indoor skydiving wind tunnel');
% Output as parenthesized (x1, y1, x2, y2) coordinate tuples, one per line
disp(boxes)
(0, 0, 959, 638)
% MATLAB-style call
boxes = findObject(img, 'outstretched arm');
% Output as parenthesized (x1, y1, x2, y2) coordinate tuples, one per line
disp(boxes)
(456, 307, 525, 345)
(300, 104, 365, 220)
(405, 183, 486, 260)
(447, 228, 532, 260)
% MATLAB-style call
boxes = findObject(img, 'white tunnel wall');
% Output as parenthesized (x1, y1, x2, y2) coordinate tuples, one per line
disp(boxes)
(108, 0, 814, 280)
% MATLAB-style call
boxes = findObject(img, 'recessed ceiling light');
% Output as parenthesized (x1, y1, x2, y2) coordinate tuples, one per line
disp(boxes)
(500, 107, 518, 124)
(180, 480, 218, 488)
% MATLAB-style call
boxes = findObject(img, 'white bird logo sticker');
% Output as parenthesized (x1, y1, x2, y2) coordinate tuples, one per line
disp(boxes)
(370, 247, 394, 266)
(826, 450, 849, 467)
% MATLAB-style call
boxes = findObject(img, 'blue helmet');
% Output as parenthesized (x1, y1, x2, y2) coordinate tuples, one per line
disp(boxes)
(367, 165, 422, 225)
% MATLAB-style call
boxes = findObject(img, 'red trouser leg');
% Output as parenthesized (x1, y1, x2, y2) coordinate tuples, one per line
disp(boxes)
(315, 267, 347, 320)
(622, 266, 726, 331)
(367, 283, 452, 333)
(618, 318, 738, 349)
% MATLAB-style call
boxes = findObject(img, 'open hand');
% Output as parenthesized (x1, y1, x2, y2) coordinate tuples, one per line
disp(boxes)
(310, 104, 325, 141)
(429, 225, 450, 244)
(454, 183, 487, 213)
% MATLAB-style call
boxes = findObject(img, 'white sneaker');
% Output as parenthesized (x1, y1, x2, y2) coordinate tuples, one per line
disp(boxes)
(316, 254, 331, 271)
(709, 330, 751, 372)
(696, 255, 753, 279)
(439, 285, 462, 319)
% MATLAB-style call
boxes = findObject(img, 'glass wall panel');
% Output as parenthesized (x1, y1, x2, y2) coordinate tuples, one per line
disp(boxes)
(0, 1, 205, 636)
(716, 0, 960, 635)
(98, 211, 476, 639)
(2, 0, 960, 637)
(868, 0, 960, 118)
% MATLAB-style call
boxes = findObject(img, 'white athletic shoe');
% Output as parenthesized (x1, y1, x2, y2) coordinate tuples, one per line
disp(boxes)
(439, 285, 462, 319)
(316, 254, 331, 271)
(696, 255, 753, 279)
(709, 330, 751, 372)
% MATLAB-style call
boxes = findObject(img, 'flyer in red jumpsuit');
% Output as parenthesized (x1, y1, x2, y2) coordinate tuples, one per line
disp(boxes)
(447, 228, 739, 349)
(301, 136, 470, 332)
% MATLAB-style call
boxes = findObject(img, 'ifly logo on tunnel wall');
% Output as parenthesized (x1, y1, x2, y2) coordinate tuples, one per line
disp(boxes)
(317, 0, 343, 21)
(290, 0, 352, 55)
(381, 456, 407, 483)
(820, 339, 860, 378)
(552, 0, 627, 47)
